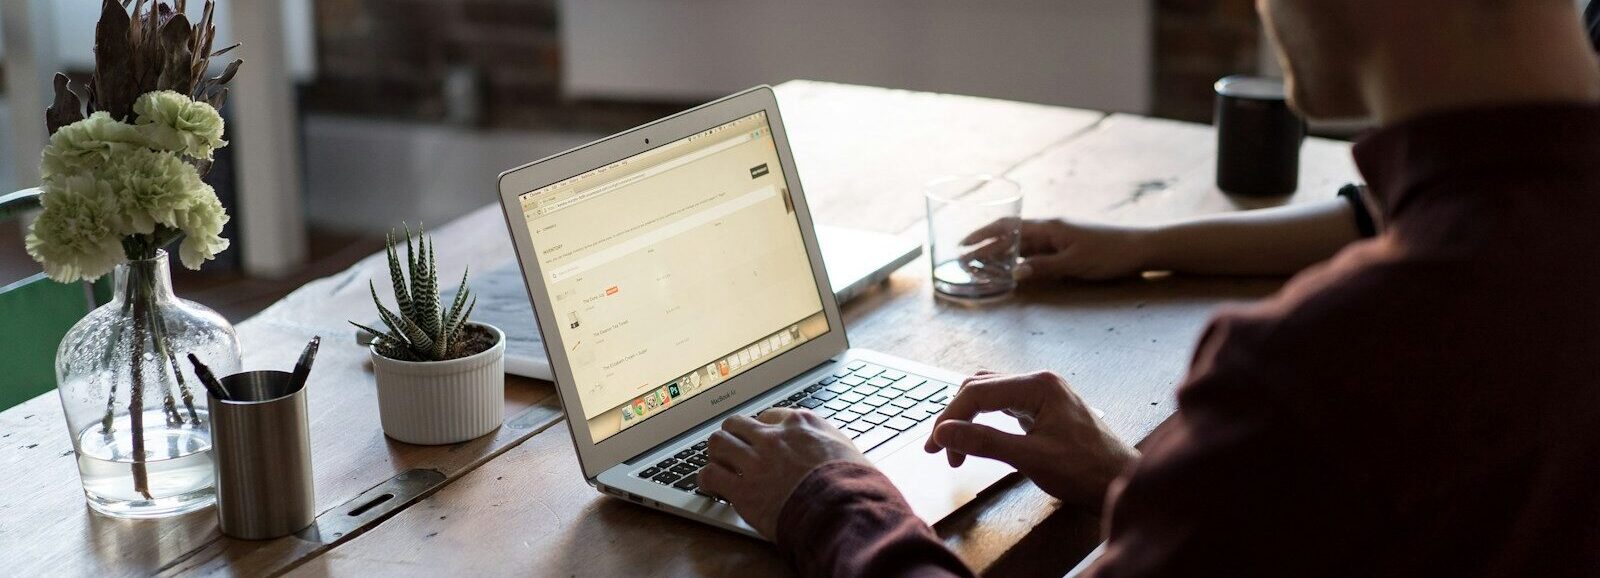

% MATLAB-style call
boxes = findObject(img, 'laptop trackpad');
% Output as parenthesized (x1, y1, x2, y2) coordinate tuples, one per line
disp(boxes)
(877, 411, 1026, 524)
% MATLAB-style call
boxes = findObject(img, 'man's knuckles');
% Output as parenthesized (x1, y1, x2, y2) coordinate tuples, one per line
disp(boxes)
(708, 430, 737, 450)
(793, 410, 824, 426)
(1023, 369, 1058, 383)
(1024, 371, 1070, 394)
(699, 464, 738, 493)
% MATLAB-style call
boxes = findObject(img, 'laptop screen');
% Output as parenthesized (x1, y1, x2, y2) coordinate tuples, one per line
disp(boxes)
(516, 111, 830, 442)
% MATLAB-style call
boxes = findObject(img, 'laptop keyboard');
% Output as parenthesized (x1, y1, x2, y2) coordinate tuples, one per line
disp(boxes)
(635, 361, 953, 498)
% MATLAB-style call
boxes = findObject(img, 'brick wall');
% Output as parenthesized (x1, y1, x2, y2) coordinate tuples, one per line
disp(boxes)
(1153, 0, 1265, 122)
(303, 1, 1262, 126)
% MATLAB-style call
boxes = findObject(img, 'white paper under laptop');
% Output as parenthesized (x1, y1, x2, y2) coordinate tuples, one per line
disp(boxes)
(496, 87, 1018, 537)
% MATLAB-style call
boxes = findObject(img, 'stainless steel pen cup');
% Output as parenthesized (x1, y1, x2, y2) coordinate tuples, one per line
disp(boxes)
(210, 370, 315, 540)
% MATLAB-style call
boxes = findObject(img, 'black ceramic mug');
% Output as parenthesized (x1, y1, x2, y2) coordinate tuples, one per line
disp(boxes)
(1214, 75, 1306, 197)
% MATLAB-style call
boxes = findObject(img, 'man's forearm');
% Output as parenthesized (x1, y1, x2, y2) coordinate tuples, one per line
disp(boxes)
(1140, 197, 1360, 276)
(778, 462, 974, 578)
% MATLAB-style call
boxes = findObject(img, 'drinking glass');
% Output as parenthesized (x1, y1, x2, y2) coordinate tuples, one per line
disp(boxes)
(924, 175, 1023, 301)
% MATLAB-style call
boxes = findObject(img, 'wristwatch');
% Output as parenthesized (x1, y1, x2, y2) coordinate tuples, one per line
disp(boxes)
(1338, 183, 1378, 238)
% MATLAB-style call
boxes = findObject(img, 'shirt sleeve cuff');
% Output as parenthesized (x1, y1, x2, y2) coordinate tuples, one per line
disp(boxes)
(774, 460, 973, 578)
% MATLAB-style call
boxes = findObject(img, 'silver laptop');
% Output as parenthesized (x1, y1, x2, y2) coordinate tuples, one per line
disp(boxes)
(496, 86, 1019, 537)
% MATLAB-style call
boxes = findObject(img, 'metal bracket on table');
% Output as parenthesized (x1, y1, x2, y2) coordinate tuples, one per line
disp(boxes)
(298, 468, 447, 544)
(294, 404, 562, 544)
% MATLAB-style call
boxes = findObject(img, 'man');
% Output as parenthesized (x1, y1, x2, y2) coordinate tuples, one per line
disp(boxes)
(698, 0, 1600, 575)
(1589, 0, 1600, 51)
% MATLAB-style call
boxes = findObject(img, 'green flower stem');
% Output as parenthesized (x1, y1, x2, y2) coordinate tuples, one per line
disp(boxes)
(122, 227, 184, 262)
(126, 273, 153, 500)
(138, 280, 183, 426)
(99, 249, 206, 500)
(150, 306, 200, 425)
(146, 300, 182, 426)
(99, 324, 121, 435)
(134, 233, 199, 425)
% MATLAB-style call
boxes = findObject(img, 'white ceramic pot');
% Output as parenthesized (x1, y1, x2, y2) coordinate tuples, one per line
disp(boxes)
(370, 322, 506, 445)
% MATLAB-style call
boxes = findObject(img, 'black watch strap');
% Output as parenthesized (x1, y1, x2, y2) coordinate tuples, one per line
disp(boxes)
(1338, 183, 1378, 238)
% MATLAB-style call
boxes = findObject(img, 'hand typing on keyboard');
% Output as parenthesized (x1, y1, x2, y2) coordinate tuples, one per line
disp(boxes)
(638, 362, 953, 509)
(923, 370, 1138, 512)
(698, 408, 868, 539)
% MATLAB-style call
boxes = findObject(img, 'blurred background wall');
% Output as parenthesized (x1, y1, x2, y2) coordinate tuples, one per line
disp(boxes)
(558, 0, 1152, 113)
(296, 0, 1262, 126)
(1, 0, 1267, 320)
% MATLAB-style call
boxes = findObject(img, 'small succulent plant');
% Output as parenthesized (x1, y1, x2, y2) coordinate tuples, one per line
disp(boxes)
(351, 226, 480, 362)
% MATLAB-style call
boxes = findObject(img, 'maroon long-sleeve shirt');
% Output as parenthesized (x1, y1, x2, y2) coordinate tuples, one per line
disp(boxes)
(773, 103, 1600, 577)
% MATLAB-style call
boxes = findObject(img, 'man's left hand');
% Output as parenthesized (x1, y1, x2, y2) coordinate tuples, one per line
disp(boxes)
(698, 408, 871, 538)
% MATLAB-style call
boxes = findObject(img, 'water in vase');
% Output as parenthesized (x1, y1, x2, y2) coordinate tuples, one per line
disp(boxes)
(75, 409, 215, 518)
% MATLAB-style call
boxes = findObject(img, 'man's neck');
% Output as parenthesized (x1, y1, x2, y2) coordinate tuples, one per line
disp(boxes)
(1364, 6, 1600, 125)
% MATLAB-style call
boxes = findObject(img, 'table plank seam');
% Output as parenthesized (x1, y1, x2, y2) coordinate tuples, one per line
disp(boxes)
(996, 114, 1109, 183)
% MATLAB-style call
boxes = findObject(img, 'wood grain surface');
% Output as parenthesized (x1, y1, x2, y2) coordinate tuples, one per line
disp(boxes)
(1, 80, 1362, 577)
(0, 177, 566, 577)
(288, 82, 1361, 577)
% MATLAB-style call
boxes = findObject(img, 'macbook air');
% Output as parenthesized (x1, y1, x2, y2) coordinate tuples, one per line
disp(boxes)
(496, 86, 1019, 537)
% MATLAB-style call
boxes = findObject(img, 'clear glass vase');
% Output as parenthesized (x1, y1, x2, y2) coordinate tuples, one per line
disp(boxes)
(54, 251, 241, 518)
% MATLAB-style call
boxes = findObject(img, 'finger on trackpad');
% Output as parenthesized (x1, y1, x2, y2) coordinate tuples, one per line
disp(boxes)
(879, 412, 1023, 523)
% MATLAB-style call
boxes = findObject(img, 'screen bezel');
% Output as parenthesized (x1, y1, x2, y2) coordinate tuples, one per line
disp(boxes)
(496, 86, 847, 480)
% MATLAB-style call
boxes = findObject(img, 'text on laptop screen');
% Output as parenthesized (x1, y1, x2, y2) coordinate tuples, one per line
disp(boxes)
(518, 111, 829, 442)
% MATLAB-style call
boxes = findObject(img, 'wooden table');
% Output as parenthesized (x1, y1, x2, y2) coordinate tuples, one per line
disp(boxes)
(0, 81, 1360, 577)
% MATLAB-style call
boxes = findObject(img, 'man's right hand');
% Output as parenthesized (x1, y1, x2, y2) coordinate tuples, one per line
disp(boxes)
(923, 371, 1138, 511)
(962, 219, 1154, 282)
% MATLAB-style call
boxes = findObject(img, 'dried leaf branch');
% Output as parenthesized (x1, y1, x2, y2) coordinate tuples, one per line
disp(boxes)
(46, 74, 85, 134)
(54, 0, 241, 155)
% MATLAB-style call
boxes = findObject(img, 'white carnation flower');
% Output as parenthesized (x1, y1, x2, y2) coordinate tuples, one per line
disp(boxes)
(40, 112, 146, 182)
(101, 148, 209, 235)
(132, 90, 228, 160)
(174, 186, 231, 270)
(25, 174, 128, 282)
(30, 92, 235, 277)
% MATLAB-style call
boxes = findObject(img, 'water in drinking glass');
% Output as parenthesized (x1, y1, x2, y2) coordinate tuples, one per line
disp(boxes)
(931, 224, 1021, 298)
(925, 175, 1023, 300)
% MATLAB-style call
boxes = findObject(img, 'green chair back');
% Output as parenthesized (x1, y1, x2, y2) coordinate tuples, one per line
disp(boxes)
(0, 189, 109, 411)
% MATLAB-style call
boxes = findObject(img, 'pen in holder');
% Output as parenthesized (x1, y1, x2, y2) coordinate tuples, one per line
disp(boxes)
(209, 370, 315, 540)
